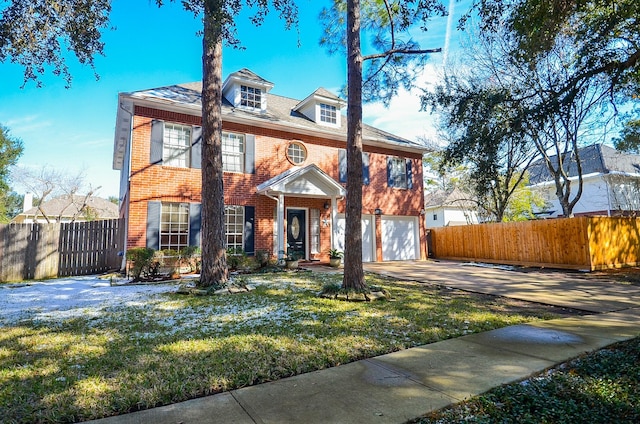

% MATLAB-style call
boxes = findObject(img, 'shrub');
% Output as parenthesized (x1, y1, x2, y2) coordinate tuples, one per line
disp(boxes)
(126, 248, 156, 280)
(255, 249, 271, 268)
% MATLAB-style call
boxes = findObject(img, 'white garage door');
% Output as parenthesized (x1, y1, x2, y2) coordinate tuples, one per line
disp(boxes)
(335, 214, 375, 262)
(381, 216, 419, 261)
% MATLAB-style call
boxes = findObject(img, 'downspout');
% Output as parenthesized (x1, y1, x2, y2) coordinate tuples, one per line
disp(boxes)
(118, 100, 134, 271)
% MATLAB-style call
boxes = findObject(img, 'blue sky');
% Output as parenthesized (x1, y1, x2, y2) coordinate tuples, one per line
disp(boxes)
(0, 0, 471, 198)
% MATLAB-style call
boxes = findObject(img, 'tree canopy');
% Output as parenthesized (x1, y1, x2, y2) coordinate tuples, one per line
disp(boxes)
(468, 0, 639, 116)
(321, 0, 444, 104)
(1, 0, 298, 289)
(0, 125, 24, 221)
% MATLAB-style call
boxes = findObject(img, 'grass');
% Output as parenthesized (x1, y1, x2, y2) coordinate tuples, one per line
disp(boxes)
(0, 272, 575, 423)
(415, 337, 640, 424)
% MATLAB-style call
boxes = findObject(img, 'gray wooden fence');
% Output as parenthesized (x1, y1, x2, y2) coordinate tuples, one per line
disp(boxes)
(0, 219, 125, 282)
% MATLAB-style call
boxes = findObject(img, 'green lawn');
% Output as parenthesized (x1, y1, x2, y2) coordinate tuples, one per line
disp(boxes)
(1, 272, 570, 423)
(415, 337, 640, 423)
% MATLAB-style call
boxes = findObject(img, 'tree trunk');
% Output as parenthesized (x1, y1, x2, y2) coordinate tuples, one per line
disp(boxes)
(198, 1, 228, 288)
(342, 0, 367, 292)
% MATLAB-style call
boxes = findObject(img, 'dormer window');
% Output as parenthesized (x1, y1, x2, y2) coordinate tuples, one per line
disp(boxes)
(241, 85, 262, 109)
(293, 88, 345, 127)
(222, 69, 273, 113)
(320, 104, 337, 124)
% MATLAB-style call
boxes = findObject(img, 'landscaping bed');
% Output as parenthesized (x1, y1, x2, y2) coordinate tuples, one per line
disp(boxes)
(414, 336, 640, 423)
(1, 272, 581, 423)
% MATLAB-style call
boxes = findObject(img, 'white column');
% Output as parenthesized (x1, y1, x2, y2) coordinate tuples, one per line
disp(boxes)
(277, 194, 285, 262)
(331, 196, 338, 250)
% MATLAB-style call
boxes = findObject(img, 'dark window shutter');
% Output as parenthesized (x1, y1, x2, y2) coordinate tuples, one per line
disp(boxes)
(146, 201, 161, 249)
(191, 126, 202, 169)
(189, 203, 201, 247)
(244, 134, 255, 174)
(363, 152, 370, 185)
(406, 159, 413, 189)
(338, 149, 347, 183)
(387, 157, 394, 187)
(243, 206, 255, 255)
(150, 120, 164, 165)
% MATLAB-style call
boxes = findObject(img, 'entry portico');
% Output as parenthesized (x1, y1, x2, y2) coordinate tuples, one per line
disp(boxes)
(256, 164, 346, 262)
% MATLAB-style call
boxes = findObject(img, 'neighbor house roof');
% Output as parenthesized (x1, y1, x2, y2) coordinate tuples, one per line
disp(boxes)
(17, 195, 119, 221)
(529, 144, 640, 185)
(114, 70, 428, 170)
(424, 187, 476, 210)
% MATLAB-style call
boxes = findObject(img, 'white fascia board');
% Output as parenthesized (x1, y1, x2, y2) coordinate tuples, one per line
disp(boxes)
(113, 95, 134, 170)
(529, 172, 605, 187)
(604, 170, 640, 178)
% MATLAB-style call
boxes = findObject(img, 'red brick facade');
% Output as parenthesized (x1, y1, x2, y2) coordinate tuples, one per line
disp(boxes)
(124, 106, 427, 262)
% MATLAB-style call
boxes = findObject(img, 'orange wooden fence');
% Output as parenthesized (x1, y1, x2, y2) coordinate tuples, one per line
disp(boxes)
(429, 217, 640, 271)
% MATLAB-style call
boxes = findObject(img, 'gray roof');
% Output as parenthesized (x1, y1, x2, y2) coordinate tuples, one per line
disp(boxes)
(125, 75, 425, 152)
(228, 68, 274, 86)
(424, 187, 476, 209)
(529, 144, 640, 184)
(20, 195, 119, 219)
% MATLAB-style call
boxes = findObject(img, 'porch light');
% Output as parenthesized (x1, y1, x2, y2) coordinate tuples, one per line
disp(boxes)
(374, 208, 383, 215)
(324, 201, 330, 210)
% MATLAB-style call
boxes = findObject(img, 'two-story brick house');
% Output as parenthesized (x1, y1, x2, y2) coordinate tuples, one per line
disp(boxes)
(113, 68, 427, 263)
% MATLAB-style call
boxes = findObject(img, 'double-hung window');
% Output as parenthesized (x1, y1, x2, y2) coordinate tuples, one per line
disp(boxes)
(310, 209, 320, 254)
(241, 85, 262, 109)
(222, 132, 245, 173)
(388, 157, 410, 189)
(160, 202, 190, 250)
(225, 205, 245, 252)
(320, 103, 337, 124)
(163, 123, 191, 167)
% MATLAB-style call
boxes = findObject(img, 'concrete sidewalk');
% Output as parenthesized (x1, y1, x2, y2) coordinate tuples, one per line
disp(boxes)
(86, 262, 640, 424)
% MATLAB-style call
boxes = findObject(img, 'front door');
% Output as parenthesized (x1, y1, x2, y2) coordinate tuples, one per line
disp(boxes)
(287, 209, 306, 260)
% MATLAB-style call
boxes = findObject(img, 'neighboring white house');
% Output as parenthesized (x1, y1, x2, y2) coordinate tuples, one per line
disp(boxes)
(424, 187, 479, 227)
(14, 194, 119, 224)
(528, 143, 640, 217)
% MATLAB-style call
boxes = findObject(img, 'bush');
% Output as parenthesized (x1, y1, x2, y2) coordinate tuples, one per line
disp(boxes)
(226, 248, 259, 271)
(126, 248, 156, 280)
(255, 250, 271, 268)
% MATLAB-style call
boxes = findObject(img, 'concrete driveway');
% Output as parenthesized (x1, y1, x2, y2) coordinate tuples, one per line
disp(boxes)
(364, 260, 640, 313)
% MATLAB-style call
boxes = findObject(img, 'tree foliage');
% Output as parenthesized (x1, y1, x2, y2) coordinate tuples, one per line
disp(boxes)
(0, 125, 24, 221)
(321, 0, 444, 104)
(467, 0, 639, 119)
(0, 191, 23, 223)
(0, 0, 111, 87)
(1, 0, 299, 288)
(12, 165, 100, 223)
(614, 115, 640, 154)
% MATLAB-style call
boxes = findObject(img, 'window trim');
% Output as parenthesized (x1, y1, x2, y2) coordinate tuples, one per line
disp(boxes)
(310, 208, 320, 254)
(319, 103, 337, 125)
(159, 202, 190, 251)
(388, 156, 411, 189)
(162, 123, 191, 168)
(222, 132, 245, 173)
(225, 205, 245, 252)
(286, 141, 307, 165)
(240, 85, 262, 110)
